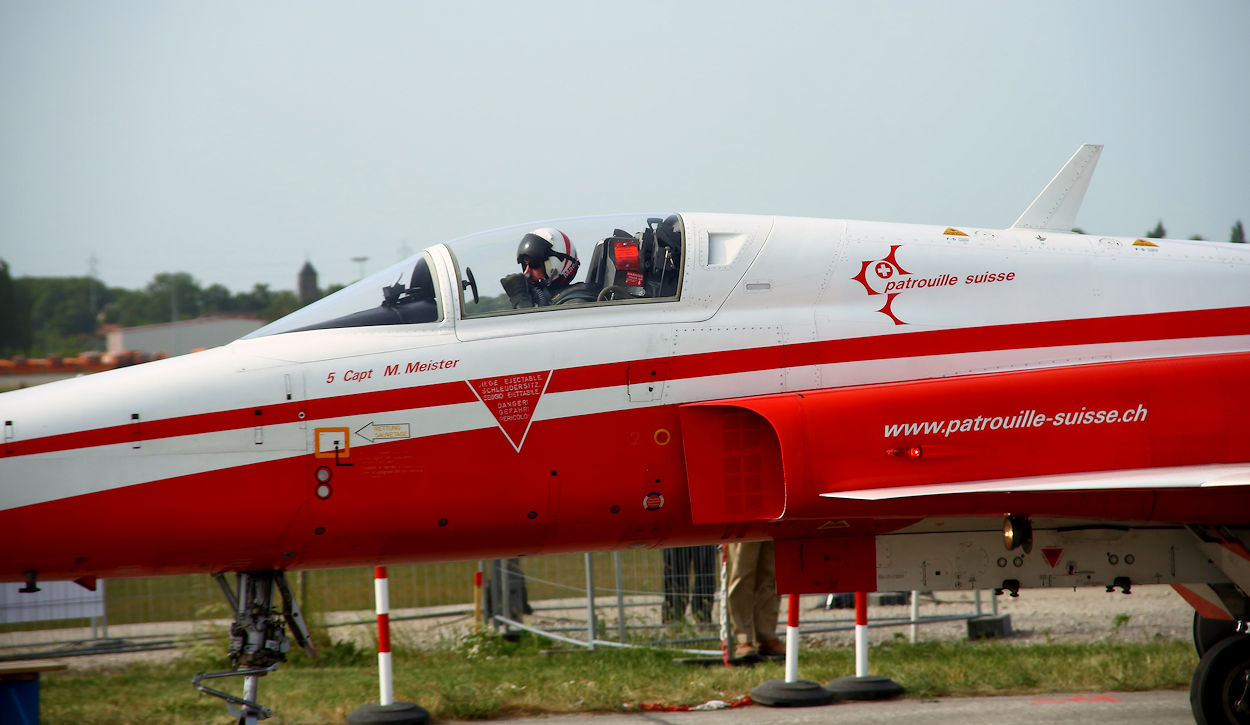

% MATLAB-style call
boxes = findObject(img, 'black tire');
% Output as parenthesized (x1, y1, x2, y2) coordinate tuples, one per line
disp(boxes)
(1195, 611, 1240, 657)
(1190, 634, 1250, 725)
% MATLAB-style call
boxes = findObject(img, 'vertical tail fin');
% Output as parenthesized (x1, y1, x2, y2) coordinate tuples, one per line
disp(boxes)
(1010, 144, 1103, 232)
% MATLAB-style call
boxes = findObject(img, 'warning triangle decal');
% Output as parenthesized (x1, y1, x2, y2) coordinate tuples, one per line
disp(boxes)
(467, 370, 552, 452)
(1041, 547, 1064, 569)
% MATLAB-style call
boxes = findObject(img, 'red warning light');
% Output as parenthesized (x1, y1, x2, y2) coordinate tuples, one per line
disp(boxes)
(887, 446, 924, 459)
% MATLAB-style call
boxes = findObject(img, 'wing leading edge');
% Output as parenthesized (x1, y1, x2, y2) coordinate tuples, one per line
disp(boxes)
(821, 463, 1250, 501)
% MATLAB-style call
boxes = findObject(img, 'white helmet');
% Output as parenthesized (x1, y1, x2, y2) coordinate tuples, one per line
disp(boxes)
(516, 228, 580, 288)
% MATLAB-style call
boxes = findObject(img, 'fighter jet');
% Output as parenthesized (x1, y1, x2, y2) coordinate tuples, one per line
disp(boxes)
(2, 145, 1247, 723)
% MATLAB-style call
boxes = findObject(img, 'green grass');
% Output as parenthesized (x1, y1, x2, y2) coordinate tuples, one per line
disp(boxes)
(40, 630, 1197, 724)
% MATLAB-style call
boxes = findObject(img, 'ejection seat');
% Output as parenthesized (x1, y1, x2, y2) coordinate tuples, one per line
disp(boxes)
(553, 215, 682, 305)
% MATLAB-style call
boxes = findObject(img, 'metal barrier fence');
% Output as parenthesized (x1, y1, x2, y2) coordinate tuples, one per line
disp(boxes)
(482, 548, 995, 655)
(0, 548, 991, 661)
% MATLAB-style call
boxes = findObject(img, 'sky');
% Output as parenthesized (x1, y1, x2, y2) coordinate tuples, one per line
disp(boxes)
(1, 0, 1247, 293)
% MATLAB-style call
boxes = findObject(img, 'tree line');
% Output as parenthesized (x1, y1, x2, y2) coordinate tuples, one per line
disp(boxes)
(0, 265, 341, 358)
(1144, 219, 1245, 242)
(0, 220, 1243, 358)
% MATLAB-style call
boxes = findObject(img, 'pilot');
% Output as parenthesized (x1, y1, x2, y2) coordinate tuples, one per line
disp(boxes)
(501, 227, 582, 307)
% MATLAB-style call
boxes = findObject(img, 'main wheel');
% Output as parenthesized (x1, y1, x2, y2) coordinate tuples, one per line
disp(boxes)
(1195, 611, 1240, 657)
(1191, 634, 1250, 724)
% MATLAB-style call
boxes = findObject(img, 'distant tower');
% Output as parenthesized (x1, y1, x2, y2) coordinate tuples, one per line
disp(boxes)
(298, 261, 319, 304)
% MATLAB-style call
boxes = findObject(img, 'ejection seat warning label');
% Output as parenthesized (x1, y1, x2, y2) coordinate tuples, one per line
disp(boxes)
(468, 371, 552, 452)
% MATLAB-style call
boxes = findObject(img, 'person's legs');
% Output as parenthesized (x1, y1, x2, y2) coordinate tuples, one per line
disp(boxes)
(728, 541, 762, 654)
(661, 548, 690, 623)
(753, 542, 782, 655)
(690, 545, 716, 623)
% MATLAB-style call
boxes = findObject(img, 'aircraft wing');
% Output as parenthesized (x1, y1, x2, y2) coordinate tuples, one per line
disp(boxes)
(822, 463, 1250, 500)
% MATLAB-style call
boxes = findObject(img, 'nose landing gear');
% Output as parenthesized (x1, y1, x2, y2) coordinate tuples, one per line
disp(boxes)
(192, 571, 317, 724)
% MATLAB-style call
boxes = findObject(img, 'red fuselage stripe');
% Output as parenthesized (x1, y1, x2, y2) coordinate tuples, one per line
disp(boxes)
(7, 306, 1249, 458)
(547, 306, 1250, 391)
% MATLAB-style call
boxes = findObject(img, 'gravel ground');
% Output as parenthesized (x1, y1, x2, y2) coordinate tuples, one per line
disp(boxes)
(806, 585, 1193, 646)
(1, 584, 1195, 672)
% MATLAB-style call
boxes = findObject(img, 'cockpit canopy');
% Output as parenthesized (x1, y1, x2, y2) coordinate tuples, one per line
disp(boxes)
(246, 213, 683, 338)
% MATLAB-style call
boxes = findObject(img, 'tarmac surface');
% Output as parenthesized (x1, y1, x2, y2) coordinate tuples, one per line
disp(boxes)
(445, 689, 1193, 725)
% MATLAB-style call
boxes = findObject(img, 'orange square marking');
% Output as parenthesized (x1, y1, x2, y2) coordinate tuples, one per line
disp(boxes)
(314, 427, 351, 458)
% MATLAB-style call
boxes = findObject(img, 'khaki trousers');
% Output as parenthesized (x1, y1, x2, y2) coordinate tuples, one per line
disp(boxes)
(726, 540, 780, 646)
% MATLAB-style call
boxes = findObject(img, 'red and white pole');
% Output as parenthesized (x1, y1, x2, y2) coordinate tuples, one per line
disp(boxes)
(784, 593, 800, 682)
(826, 592, 903, 701)
(854, 591, 869, 677)
(349, 567, 428, 723)
(719, 544, 731, 666)
(749, 590, 835, 707)
(473, 567, 483, 628)
(374, 566, 394, 707)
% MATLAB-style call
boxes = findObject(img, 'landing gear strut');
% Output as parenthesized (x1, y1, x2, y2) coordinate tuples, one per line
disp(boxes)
(192, 571, 316, 724)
